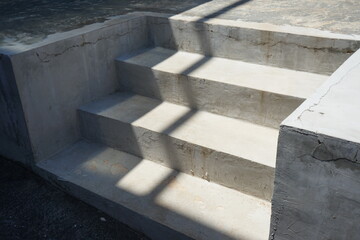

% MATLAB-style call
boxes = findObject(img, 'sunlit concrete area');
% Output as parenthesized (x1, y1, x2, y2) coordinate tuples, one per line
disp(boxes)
(1, 1, 360, 239)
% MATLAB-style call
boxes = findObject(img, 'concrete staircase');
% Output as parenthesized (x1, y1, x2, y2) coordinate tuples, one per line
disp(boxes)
(36, 15, 331, 240)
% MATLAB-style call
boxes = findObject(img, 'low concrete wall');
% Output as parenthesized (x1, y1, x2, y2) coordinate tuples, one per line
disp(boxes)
(0, 54, 33, 164)
(271, 49, 360, 239)
(0, 13, 149, 162)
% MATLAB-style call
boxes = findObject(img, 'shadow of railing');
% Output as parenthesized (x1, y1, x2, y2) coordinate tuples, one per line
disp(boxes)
(74, 0, 256, 239)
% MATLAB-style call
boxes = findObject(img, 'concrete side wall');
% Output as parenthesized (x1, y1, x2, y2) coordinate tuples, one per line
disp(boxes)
(0, 54, 33, 164)
(271, 49, 360, 239)
(147, 14, 360, 75)
(6, 14, 149, 162)
(271, 127, 360, 240)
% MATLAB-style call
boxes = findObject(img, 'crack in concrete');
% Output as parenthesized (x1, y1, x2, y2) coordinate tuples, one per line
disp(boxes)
(297, 61, 360, 121)
(310, 139, 360, 164)
(223, 29, 359, 54)
(312, 155, 359, 164)
(35, 29, 135, 63)
(283, 126, 318, 138)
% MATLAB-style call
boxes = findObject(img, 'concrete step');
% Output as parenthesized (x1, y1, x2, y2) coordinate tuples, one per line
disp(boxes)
(37, 140, 271, 240)
(116, 47, 327, 128)
(147, 14, 360, 75)
(78, 92, 277, 201)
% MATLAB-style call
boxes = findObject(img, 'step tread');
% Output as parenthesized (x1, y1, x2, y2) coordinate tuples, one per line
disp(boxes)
(38, 140, 271, 240)
(117, 47, 328, 99)
(79, 92, 278, 168)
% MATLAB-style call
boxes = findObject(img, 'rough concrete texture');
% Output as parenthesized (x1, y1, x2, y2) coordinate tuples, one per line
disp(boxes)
(0, 157, 149, 240)
(37, 140, 271, 240)
(270, 49, 360, 238)
(1, 13, 359, 164)
(79, 92, 276, 200)
(181, 0, 360, 35)
(117, 47, 327, 128)
(271, 127, 360, 240)
(2, 14, 149, 162)
(1, 9, 360, 240)
(284, 48, 360, 144)
(148, 14, 360, 75)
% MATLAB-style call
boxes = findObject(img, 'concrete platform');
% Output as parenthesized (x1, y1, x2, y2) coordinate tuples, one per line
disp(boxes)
(180, 0, 360, 35)
(37, 140, 271, 240)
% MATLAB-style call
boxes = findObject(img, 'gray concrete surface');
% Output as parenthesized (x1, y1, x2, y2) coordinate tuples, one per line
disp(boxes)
(181, 0, 360, 35)
(1, 3, 360, 239)
(0, 156, 149, 240)
(78, 92, 277, 200)
(116, 47, 327, 128)
(1, 14, 149, 163)
(271, 45, 360, 239)
(2, 13, 359, 165)
(37, 140, 271, 240)
(148, 14, 360, 75)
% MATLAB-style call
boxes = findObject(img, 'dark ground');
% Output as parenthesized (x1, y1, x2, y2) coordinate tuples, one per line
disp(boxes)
(0, 157, 150, 240)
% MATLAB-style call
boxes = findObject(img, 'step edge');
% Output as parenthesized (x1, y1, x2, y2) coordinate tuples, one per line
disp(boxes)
(115, 48, 328, 99)
(78, 101, 277, 169)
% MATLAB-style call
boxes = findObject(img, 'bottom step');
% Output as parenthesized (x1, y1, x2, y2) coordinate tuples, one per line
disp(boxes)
(36, 140, 270, 240)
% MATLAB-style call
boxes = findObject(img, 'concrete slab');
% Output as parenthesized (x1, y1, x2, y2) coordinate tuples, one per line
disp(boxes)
(37, 140, 271, 240)
(180, 0, 360, 35)
(284, 49, 360, 144)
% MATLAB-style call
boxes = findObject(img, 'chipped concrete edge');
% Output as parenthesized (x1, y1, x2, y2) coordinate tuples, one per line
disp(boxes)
(280, 126, 360, 164)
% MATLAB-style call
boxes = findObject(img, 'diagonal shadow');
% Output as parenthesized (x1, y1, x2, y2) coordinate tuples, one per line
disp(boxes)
(73, 1, 257, 239)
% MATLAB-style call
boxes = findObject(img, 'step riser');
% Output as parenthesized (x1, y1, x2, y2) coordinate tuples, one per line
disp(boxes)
(147, 15, 360, 75)
(117, 60, 304, 128)
(79, 110, 274, 201)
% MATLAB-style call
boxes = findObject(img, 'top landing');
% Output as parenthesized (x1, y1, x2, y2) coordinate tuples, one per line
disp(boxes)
(180, 0, 360, 36)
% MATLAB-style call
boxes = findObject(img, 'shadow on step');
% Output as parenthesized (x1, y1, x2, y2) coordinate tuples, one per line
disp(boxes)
(44, 140, 257, 240)
(74, 1, 260, 239)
